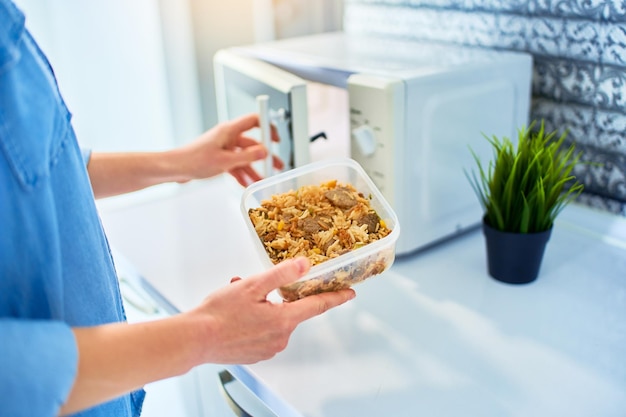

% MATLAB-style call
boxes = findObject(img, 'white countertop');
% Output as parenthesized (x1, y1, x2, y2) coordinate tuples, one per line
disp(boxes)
(98, 175, 626, 417)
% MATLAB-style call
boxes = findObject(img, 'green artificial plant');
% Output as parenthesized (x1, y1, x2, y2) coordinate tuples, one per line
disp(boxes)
(467, 121, 584, 233)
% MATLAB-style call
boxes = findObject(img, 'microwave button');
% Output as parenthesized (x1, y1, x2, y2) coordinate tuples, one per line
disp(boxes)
(352, 125, 377, 157)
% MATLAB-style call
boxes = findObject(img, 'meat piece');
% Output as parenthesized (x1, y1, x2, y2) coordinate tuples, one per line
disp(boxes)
(357, 211, 381, 233)
(262, 231, 277, 242)
(324, 187, 357, 209)
(299, 217, 322, 234)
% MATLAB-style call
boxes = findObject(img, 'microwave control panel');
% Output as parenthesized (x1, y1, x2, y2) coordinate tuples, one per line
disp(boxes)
(348, 74, 405, 209)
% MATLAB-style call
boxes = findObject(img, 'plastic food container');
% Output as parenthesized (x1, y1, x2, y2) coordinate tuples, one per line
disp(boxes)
(241, 158, 400, 301)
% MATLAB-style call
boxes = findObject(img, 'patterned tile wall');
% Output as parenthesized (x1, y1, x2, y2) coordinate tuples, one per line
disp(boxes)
(344, 0, 626, 215)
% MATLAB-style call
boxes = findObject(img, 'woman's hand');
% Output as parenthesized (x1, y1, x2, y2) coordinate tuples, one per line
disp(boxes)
(172, 113, 284, 186)
(185, 257, 356, 364)
(61, 257, 354, 415)
(87, 113, 284, 198)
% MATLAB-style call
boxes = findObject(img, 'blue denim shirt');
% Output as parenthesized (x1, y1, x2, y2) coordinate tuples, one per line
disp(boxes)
(0, 1, 145, 416)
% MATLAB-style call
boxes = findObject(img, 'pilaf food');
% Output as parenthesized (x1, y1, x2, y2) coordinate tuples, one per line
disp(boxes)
(247, 179, 393, 301)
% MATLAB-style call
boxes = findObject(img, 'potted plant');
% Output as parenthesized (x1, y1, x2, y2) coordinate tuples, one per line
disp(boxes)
(466, 121, 584, 284)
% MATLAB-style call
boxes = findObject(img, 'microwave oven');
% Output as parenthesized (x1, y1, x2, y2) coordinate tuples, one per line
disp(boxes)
(214, 32, 532, 255)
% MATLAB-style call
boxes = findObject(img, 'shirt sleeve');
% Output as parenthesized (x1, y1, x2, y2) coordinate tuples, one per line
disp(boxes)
(0, 319, 78, 417)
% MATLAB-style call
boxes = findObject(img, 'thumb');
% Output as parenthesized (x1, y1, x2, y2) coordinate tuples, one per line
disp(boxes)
(250, 257, 310, 296)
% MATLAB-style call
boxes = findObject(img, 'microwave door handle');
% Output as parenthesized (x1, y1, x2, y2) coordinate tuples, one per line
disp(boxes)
(310, 132, 327, 142)
(257, 95, 274, 177)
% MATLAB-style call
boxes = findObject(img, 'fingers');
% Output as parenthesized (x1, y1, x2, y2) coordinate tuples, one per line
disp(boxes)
(223, 144, 266, 177)
(228, 113, 261, 133)
(228, 169, 247, 187)
(244, 258, 356, 313)
(272, 154, 285, 171)
(230, 113, 280, 157)
(229, 166, 262, 187)
(234, 136, 284, 169)
(270, 123, 280, 143)
(247, 257, 311, 297)
(233, 140, 285, 173)
(288, 288, 356, 322)
(234, 135, 263, 149)
(228, 114, 279, 141)
(227, 114, 285, 176)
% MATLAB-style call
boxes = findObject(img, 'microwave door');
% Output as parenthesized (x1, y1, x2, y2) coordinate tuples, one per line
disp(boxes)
(214, 49, 310, 172)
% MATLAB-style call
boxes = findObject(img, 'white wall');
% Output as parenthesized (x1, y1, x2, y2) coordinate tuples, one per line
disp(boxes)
(13, 0, 343, 150)
(190, 0, 344, 129)
(187, 0, 259, 130)
(273, 0, 344, 39)
(13, 0, 203, 152)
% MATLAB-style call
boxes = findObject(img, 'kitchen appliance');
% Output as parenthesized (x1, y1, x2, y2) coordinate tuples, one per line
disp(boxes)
(214, 32, 532, 255)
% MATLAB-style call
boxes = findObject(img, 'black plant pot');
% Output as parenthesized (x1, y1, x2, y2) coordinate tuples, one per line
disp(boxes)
(482, 220, 552, 284)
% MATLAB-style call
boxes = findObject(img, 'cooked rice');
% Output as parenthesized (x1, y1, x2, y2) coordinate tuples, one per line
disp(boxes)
(248, 180, 391, 267)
